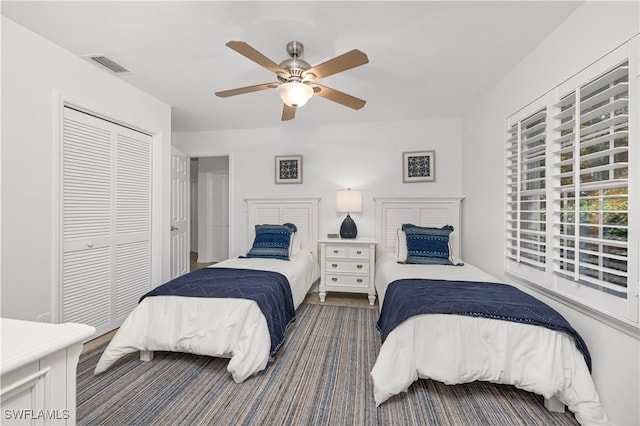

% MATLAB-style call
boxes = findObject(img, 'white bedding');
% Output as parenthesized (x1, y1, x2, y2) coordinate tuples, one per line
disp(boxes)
(94, 251, 319, 383)
(370, 253, 608, 425)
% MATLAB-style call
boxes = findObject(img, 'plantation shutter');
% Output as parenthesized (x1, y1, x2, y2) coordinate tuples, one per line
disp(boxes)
(505, 107, 547, 272)
(552, 61, 629, 298)
(62, 107, 152, 335)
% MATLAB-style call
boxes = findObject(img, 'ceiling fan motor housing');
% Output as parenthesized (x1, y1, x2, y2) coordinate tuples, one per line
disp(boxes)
(278, 41, 312, 82)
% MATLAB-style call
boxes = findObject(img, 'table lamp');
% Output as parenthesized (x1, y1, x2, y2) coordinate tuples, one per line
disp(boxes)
(336, 189, 362, 238)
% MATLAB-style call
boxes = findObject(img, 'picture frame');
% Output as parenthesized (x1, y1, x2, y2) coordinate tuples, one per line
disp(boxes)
(402, 150, 435, 183)
(275, 155, 303, 184)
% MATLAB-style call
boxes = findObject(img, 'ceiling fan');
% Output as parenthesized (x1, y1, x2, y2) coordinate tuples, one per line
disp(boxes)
(214, 41, 369, 121)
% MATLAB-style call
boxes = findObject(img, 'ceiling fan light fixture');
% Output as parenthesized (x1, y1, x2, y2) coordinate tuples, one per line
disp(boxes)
(277, 82, 313, 108)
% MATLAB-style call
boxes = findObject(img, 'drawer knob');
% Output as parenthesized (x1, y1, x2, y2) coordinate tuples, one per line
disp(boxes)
(87, 242, 94, 248)
(332, 277, 338, 282)
(333, 250, 339, 254)
(357, 264, 363, 269)
(356, 250, 362, 255)
(357, 279, 363, 283)
(331, 264, 338, 268)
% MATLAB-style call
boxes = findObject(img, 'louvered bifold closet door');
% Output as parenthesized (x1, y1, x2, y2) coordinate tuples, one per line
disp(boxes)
(115, 130, 152, 322)
(62, 108, 114, 329)
(62, 107, 152, 334)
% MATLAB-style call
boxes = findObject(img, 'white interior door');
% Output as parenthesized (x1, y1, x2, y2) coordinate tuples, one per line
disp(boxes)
(170, 148, 189, 279)
(211, 172, 229, 261)
(190, 178, 199, 252)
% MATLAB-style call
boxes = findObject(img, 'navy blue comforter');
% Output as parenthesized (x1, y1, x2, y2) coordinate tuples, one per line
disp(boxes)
(141, 267, 295, 360)
(377, 279, 591, 371)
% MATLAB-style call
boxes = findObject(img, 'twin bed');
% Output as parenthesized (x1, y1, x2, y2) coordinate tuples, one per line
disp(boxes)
(370, 197, 608, 425)
(93, 196, 607, 425)
(94, 197, 320, 383)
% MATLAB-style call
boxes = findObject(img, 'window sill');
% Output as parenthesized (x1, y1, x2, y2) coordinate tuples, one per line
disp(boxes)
(505, 271, 640, 339)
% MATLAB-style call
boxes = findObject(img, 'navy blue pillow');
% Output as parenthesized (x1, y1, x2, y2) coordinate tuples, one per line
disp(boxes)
(245, 224, 296, 260)
(401, 224, 454, 265)
(282, 223, 297, 233)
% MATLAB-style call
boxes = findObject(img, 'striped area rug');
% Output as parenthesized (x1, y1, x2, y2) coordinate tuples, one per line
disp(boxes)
(77, 304, 578, 425)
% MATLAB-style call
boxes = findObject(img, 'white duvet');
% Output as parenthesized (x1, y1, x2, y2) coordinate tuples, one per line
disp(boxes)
(94, 251, 319, 383)
(370, 253, 608, 425)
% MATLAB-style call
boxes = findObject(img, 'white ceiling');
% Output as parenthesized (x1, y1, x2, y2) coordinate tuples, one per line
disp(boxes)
(2, 1, 582, 132)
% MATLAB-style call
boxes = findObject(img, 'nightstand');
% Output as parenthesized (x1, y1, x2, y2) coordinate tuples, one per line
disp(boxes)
(318, 237, 377, 305)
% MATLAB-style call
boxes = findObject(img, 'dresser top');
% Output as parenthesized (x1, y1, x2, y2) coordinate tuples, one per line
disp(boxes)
(1, 318, 95, 374)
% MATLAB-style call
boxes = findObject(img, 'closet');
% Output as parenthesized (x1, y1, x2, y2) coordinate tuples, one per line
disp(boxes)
(61, 106, 152, 336)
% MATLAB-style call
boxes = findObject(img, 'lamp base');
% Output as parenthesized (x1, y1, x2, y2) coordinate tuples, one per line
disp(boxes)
(340, 214, 358, 239)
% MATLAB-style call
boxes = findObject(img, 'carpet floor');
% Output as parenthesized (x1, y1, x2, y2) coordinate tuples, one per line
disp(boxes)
(77, 303, 578, 425)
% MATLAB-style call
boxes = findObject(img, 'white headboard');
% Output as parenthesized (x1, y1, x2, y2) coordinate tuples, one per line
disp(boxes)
(375, 197, 464, 259)
(245, 197, 320, 255)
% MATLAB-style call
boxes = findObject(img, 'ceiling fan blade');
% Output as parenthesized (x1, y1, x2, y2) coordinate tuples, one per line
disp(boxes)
(226, 41, 289, 75)
(215, 82, 279, 98)
(310, 84, 366, 110)
(281, 104, 296, 121)
(304, 49, 368, 81)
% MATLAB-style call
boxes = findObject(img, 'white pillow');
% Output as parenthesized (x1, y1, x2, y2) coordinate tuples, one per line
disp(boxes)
(396, 228, 407, 262)
(290, 232, 302, 255)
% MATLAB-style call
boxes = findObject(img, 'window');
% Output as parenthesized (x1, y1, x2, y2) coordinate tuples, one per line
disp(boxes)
(505, 41, 638, 324)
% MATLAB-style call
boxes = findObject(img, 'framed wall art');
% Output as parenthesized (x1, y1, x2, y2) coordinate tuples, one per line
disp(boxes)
(402, 150, 435, 183)
(275, 155, 303, 184)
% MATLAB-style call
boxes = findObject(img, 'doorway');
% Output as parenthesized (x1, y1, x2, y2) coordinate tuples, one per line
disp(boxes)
(190, 156, 229, 271)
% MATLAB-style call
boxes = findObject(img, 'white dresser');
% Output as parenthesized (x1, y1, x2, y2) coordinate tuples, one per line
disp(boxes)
(318, 237, 377, 305)
(0, 319, 95, 425)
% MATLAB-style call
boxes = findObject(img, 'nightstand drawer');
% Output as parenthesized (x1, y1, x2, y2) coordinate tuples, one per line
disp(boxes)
(348, 246, 370, 259)
(326, 260, 369, 274)
(325, 246, 348, 258)
(326, 274, 368, 288)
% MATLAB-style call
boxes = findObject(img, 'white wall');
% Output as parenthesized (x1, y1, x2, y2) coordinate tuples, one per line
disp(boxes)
(0, 17, 172, 322)
(461, 2, 640, 424)
(173, 117, 462, 257)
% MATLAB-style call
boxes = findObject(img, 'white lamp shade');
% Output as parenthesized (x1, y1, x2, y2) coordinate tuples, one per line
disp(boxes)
(336, 190, 362, 213)
(277, 82, 314, 107)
